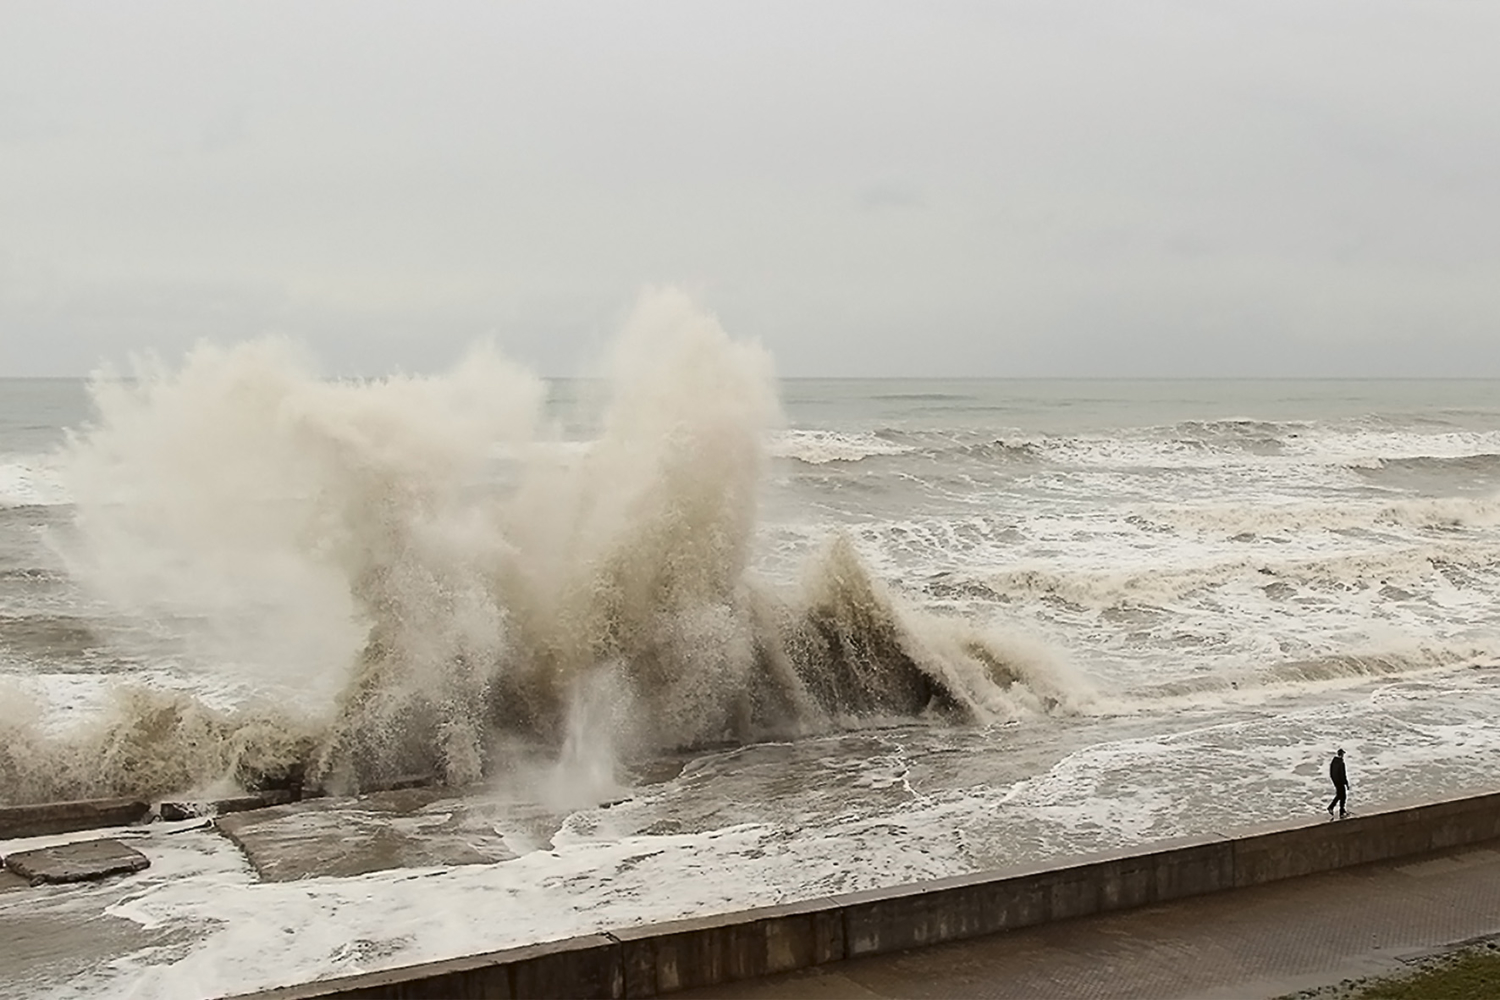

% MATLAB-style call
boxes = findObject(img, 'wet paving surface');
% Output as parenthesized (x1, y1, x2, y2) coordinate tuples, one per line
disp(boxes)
(683, 843, 1500, 1000)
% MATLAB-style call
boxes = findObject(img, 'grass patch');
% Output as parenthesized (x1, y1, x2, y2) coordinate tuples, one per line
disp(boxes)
(1356, 946, 1500, 999)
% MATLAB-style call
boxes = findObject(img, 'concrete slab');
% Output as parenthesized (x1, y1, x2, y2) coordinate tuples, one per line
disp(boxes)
(0, 798, 149, 839)
(215, 788, 525, 881)
(159, 791, 295, 822)
(4, 838, 150, 886)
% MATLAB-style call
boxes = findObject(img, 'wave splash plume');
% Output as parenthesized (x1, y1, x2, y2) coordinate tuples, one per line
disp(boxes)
(4, 290, 1078, 805)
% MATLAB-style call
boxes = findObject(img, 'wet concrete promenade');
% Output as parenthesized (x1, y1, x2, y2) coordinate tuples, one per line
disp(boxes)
(682, 839, 1500, 1000)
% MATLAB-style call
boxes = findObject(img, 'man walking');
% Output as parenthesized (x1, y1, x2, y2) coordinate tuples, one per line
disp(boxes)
(1327, 748, 1349, 818)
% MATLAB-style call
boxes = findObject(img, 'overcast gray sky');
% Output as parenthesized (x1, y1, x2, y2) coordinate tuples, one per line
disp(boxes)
(2, 1, 1498, 378)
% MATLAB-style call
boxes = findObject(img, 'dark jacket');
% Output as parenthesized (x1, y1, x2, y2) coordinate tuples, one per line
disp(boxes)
(1330, 755, 1347, 786)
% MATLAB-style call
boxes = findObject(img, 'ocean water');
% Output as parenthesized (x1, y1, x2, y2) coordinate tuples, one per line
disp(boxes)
(3, 296, 1500, 996)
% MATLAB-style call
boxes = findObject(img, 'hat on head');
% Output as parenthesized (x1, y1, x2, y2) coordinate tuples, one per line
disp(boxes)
(1337, 748, 1344, 755)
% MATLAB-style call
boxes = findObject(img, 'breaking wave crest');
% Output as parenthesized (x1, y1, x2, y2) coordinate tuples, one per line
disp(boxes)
(2, 290, 1079, 805)
(928, 540, 1500, 612)
(770, 430, 913, 464)
(1161, 496, 1500, 536)
(1129, 647, 1485, 702)
(0, 457, 68, 508)
(0, 683, 316, 806)
(1356, 453, 1500, 475)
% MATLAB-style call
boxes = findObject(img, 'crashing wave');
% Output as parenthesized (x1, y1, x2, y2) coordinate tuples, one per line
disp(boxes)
(0, 290, 1081, 805)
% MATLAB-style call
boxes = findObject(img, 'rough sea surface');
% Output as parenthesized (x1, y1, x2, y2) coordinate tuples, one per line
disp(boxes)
(3, 298, 1499, 997)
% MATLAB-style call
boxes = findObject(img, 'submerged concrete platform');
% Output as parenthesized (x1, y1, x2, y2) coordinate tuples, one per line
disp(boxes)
(215, 787, 534, 881)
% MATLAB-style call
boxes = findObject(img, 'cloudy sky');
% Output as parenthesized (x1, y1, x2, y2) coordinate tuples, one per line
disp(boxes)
(2, 1, 1498, 378)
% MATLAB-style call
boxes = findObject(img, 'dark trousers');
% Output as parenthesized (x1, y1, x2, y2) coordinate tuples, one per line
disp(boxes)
(1328, 783, 1347, 815)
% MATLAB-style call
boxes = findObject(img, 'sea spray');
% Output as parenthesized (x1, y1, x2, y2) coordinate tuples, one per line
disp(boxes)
(0, 681, 315, 804)
(3, 289, 1080, 805)
(546, 665, 632, 811)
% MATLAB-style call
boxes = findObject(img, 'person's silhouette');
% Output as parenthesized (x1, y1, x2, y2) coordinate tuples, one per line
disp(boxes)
(1327, 748, 1348, 818)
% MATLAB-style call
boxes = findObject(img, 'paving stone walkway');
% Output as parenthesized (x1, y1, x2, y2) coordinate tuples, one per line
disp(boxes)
(682, 841, 1500, 1000)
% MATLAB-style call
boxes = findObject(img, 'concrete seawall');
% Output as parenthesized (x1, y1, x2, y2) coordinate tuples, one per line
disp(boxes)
(236, 790, 1500, 1000)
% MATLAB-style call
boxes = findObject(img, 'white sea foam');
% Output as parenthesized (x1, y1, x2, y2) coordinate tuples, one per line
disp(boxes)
(0, 456, 69, 508)
(770, 429, 913, 464)
(1292, 428, 1500, 466)
(1159, 495, 1500, 536)
(981, 426, 1500, 475)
